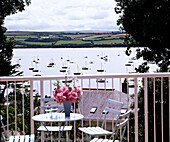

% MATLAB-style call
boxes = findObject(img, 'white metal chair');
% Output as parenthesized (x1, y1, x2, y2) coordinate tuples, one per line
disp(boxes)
(37, 98, 72, 132)
(0, 115, 35, 142)
(78, 99, 130, 141)
(90, 109, 132, 142)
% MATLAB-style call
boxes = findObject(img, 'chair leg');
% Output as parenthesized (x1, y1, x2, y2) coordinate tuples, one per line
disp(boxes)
(119, 127, 126, 142)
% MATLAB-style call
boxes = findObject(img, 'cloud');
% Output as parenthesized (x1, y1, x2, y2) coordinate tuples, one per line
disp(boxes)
(4, 0, 120, 31)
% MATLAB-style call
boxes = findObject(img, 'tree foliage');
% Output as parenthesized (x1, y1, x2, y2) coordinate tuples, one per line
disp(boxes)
(0, 86, 41, 136)
(115, 0, 170, 72)
(0, 0, 31, 18)
(0, 0, 31, 76)
(114, 1, 170, 141)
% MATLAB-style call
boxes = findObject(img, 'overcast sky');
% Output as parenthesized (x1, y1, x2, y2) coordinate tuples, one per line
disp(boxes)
(4, 0, 120, 32)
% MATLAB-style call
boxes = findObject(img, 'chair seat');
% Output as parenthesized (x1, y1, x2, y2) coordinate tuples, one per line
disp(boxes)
(90, 138, 120, 142)
(78, 127, 113, 136)
(37, 126, 72, 131)
(9, 134, 35, 142)
(90, 138, 113, 142)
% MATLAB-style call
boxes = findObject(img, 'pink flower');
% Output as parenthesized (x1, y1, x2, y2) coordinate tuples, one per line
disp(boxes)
(53, 88, 61, 98)
(55, 92, 67, 104)
(68, 90, 78, 103)
(74, 87, 82, 97)
(53, 84, 82, 104)
(59, 86, 69, 98)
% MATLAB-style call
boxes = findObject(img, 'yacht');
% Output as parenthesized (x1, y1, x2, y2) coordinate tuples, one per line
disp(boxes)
(97, 62, 105, 72)
(82, 61, 89, 70)
(96, 79, 108, 83)
(74, 64, 82, 75)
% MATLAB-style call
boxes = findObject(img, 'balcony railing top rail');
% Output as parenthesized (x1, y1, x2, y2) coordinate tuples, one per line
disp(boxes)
(0, 72, 170, 81)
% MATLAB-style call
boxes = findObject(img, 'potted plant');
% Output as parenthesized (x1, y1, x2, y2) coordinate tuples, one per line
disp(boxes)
(53, 80, 82, 117)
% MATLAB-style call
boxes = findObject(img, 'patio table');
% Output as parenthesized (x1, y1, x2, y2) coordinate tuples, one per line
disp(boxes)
(32, 113, 84, 141)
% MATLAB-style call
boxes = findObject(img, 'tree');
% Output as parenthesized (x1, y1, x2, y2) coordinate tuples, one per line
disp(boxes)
(0, 0, 31, 102)
(114, 1, 170, 141)
(114, 0, 170, 72)
(0, 0, 31, 76)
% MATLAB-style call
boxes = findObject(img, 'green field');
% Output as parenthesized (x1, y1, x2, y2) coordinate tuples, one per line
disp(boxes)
(93, 39, 123, 45)
(24, 41, 55, 45)
(5, 31, 127, 48)
(55, 40, 91, 45)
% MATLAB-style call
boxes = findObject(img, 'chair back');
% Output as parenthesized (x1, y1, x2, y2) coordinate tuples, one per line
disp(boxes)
(0, 115, 9, 141)
(41, 98, 63, 114)
(101, 99, 123, 129)
(114, 109, 132, 142)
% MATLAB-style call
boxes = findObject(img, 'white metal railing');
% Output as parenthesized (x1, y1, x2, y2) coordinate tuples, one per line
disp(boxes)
(0, 72, 170, 142)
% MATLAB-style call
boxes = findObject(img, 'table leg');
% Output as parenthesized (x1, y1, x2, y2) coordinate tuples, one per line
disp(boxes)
(68, 122, 70, 142)
(41, 122, 69, 142)
(58, 122, 66, 141)
(41, 122, 55, 141)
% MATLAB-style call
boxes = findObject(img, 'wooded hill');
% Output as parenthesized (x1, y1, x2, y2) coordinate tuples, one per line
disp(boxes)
(6, 31, 128, 48)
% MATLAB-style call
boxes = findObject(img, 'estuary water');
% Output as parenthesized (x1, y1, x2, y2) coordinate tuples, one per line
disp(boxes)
(12, 48, 158, 95)
(12, 47, 157, 76)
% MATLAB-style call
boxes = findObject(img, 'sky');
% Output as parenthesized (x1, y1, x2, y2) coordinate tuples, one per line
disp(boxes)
(4, 0, 120, 32)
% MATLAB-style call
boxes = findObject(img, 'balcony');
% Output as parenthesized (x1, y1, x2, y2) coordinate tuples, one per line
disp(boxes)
(0, 73, 170, 142)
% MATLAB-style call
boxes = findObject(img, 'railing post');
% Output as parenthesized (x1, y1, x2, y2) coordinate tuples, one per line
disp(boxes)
(144, 77, 148, 142)
(30, 80, 34, 134)
(134, 77, 138, 142)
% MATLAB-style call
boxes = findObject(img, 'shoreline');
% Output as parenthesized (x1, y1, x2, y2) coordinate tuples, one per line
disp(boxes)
(14, 44, 128, 49)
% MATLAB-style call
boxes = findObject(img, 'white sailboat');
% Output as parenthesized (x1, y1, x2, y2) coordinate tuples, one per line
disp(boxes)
(82, 61, 89, 70)
(74, 64, 81, 75)
(97, 62, 105, 72)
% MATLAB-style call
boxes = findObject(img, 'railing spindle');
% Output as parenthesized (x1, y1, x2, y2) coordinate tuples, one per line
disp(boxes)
(50, 80, 52, 97)
(111, 78, 114, 136)
(14, 81, 17, 134)
(120, 78, 122, 102)
(104, 78, 107, 139)
(135, 77, 138, 142)
(127, 78, 129, 142)
(40, 80, 44, 141)
(73, 79, 76, 142)
(89, 78, 91, 127)
(6, 81, 9, 134)
(144, 77, 148, 142)
(30, 80, 34, 134)
(81, 78, 84, 142)
(153, 78, 156, 142)
(169, 77, 170, 142)
(97, 79, 99, 127)
(22, 82, 25, 134)
(161, 77, 163, 142)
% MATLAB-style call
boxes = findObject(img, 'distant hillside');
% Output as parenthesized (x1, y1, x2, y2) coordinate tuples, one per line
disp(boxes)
(6, 31, 128, 48)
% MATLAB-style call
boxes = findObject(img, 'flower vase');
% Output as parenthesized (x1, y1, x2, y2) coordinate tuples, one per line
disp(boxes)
(63, 100, 71, 117)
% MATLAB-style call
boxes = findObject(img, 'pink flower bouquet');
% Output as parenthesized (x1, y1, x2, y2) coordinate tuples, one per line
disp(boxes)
(53, 86, 82, 104)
